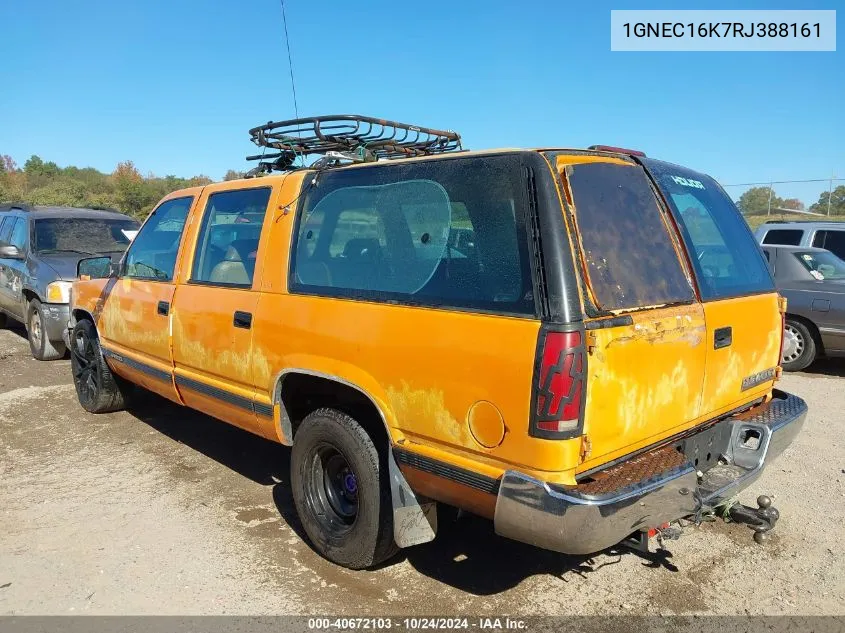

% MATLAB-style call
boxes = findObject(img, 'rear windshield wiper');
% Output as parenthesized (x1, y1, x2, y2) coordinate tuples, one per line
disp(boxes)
(38, 248, 99, 256)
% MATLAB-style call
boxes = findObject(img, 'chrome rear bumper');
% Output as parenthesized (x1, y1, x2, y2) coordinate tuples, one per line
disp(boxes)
(493, 390, 807, 556)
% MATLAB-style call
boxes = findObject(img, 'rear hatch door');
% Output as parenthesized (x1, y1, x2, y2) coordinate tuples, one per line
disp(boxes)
(557, 156, 708, 470)
(642, 159, 781, 419)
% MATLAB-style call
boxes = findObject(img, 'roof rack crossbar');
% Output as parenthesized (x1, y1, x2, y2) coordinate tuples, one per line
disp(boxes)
(247, 115, 462, 173)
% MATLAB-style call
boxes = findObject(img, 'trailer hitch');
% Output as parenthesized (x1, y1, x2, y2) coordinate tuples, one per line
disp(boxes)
(719, 495, 780, 543)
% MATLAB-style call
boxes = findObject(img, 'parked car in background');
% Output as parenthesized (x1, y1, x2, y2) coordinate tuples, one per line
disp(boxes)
(68, 115, 805, 569)
(755, 220, 845, 260)
(761, 244, 845, 371)
(0, 204, 139, 360)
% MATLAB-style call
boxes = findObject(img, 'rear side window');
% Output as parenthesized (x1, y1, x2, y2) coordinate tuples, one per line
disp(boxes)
(643, 159, 774, 300)
(812, 230, 845, 260)
(124, 197, 193, 281)
(763, 229, 803, 246)
(291, 155, 535, 316)
(191, 187, 271, 287)
(565, 162, 694, 312)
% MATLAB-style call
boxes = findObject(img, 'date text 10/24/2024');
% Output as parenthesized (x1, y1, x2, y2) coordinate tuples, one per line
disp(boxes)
(307, 617, 527, 630)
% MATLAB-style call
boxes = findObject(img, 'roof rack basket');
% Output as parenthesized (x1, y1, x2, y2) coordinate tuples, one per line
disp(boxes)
(246, 114, 462, 173)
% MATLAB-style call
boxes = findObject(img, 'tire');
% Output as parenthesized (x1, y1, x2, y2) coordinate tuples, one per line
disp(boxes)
(27, 299, 66, 361)
(0, 312, 6, 328)
(291, 408, 398, 569)
(70, 318, 129, 413)
(782, 318, 817, 372)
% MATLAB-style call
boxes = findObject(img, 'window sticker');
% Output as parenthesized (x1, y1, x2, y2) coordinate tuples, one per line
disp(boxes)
(671, 175, 706, 190)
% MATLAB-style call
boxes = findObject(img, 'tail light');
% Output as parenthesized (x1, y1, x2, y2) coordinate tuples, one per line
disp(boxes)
(530, 328, 587, 439)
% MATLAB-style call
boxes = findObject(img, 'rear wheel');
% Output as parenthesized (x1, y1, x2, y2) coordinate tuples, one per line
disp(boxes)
(27, 299, 66, 361)
(291, 408, 397, 569)
(782, 318, 817, 372)
(70, 318, 129, 413)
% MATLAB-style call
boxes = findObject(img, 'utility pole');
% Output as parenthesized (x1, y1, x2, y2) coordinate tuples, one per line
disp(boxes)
(767, 183, 774, 215)
(828, 174, 835, 216)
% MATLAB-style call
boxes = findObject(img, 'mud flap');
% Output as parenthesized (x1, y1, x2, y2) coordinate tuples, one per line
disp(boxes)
(388, 449, 437, 548)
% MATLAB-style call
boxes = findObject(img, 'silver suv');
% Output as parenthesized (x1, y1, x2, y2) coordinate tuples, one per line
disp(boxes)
(755, 220, 845, 260)
(0, 204, 139, 360)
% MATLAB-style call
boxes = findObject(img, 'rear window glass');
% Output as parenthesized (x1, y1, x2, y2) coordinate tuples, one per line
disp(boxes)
(291, 155, 535, 316)
(763, 229, 803, 246)
(565, 162, 694, 312)
(643, 159, 775, 300)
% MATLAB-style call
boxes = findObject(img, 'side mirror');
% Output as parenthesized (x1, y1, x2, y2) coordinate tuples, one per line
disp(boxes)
(77, 256, 119, 280)
(0, 244, 24, 260)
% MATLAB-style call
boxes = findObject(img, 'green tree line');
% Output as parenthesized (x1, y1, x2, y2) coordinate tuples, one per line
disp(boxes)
(737, 184, 845, 216)
(0, 154, 245, 219)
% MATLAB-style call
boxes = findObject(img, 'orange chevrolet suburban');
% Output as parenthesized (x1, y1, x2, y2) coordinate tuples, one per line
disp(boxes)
(68, 116, 806, 569)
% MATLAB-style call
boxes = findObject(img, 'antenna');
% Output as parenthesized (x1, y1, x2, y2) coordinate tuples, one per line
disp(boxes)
(280, 0, 299, 121)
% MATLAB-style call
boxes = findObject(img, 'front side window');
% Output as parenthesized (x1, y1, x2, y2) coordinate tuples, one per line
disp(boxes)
(643, 158, 775, 300)
(794, 250, 845, 281)
(564, 161, 695, 312)
(291, 155, 535, 316)
(762, 229, 803, 246)
(0, 217, 14, 243)
(191, 187, 271, 287)
(9, 218, 27, 250)
(124, 197, 193, 281)
(33, 217, 139, 255)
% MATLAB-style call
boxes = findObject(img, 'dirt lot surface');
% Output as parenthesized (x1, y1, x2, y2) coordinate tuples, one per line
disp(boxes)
(1, 324, 843, 616)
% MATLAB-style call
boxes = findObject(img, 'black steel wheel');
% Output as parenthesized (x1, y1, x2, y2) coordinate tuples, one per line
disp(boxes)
(70, 318, 129, 413)
(291, 408, 397, 569)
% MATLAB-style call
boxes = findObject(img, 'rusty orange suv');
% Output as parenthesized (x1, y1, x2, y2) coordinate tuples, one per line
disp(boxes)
(69, 115, 806, 569)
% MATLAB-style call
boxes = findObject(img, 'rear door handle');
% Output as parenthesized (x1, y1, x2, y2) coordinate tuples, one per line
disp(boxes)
(233, 311, 252, 330)
(714, 326, 732, 349)
(157, 301, 169, 316)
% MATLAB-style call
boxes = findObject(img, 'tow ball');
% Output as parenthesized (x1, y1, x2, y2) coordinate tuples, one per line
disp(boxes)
(719, 495, 780, 544)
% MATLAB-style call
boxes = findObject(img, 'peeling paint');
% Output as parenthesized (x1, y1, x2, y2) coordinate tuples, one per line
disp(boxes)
(387, 380, 467, 446)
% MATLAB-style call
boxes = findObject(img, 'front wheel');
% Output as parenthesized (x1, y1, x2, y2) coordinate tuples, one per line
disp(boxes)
(782, 318, 817, 372)
(70, 318, 129, 413)
(291, 408, 398, 569)
(27, 299, 66, 361)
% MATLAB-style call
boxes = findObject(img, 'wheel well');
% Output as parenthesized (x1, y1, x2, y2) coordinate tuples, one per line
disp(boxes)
(786, 313, 824, 354)
(22, 289, 37, 307)
(278, 373, 390, 450)
(72, 308, 94, 323)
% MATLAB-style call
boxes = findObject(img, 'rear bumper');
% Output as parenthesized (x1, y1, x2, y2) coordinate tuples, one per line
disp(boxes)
(493, 390, 807, 556)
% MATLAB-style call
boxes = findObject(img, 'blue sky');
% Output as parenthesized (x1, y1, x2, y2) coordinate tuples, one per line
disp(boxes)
(1, 0, 842, 204)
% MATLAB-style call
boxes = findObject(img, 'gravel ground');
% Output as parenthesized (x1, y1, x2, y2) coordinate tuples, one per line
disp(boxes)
(0, 324, 843, 615)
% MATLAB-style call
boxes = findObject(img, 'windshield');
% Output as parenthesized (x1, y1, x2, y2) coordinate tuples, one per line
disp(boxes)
(33, 218, 140, 254)
(794, 250, 845, 280)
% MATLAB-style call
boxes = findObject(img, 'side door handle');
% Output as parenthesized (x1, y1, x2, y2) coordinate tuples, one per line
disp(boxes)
(714, 326, 732, 349)
(157, 301, 170, 316)
(233, 311, 252, 330)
